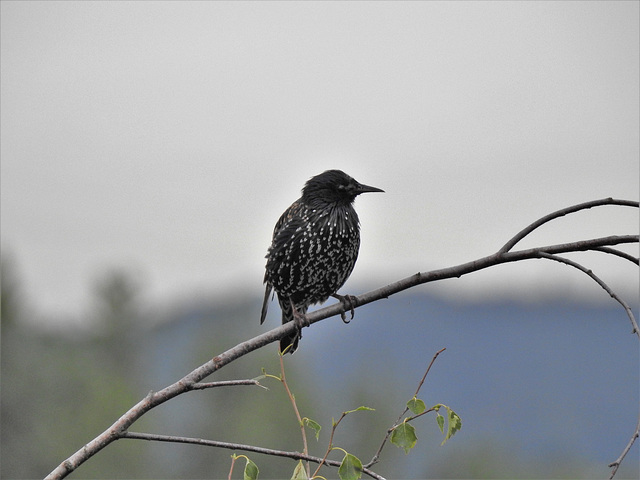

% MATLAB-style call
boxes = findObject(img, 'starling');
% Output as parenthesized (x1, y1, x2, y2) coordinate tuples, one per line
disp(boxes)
(260, 169, 384, 353)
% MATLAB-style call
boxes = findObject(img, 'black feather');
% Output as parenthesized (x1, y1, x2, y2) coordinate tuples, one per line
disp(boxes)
(261, 170, 383, 353)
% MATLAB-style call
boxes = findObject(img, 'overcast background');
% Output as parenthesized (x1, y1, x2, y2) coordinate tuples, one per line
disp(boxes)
(1, 1, 638, 327)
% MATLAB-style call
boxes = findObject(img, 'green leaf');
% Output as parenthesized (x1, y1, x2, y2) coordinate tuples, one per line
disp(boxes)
(304, 418, 322, 440)
(290, 460, 308, 480)
(391, 421, 418, 454)
(407, 397, 426, 415)
(441, 406, 462, 445)
(244, 458, 259, 480)
(338, 453, 363, 480)
(348, 406, 375, 414)
(436, 413, 445, 433)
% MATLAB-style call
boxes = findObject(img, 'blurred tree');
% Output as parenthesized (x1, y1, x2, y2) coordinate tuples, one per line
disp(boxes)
(1, 263, 147, 478)
(94, 269, 140, 333)
(1, 252, 21, 327)
(91, 269, 143, 382)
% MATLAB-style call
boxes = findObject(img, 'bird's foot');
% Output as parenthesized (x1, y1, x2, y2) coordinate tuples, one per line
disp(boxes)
(289, 299, 309, 343)
(292, 307, 310, 329)
(332, 293, 357, 323)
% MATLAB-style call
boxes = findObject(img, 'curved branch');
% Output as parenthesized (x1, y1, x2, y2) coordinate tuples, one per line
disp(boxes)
(538, 252, 639, 336)
(499, 198, 639, 253)
(121, 432, 386, 480)
(592, 246, 639, 265)
(536, 251, 639, 478)
(337, 235, 638, 322)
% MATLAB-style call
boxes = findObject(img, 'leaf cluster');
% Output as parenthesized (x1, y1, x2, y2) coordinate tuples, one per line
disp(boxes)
(236, 350, 459, 479)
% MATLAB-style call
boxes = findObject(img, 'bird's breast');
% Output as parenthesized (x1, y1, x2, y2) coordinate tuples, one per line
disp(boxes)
(267, 205, 361, 303)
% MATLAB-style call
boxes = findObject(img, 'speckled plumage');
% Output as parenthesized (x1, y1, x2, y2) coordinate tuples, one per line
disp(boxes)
(261, 170, 383, 353)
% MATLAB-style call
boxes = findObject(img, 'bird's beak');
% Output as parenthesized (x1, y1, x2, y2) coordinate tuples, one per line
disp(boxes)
(356, 182, 385, 194)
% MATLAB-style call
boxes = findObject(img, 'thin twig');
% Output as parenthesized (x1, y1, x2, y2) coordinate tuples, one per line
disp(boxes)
(311, 411, 347, 478)
(278, 354, 310, 478)
(592, 246, 639, 265)
(537, 251, 639, 479)
(608, 416, 640, 480)
(311, 406, 375, 478)
(190, 379, 265, 390)
(499, 198, 638, 253)
(365, 348, 446, 468)
(412, 347, 447, 398)
(538, 252, 639, 336)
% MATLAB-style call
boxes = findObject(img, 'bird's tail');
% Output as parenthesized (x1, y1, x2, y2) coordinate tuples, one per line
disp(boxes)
(260, 283, 273, 325)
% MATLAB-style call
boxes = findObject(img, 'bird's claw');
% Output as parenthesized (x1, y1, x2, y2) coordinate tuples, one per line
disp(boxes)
(292, 309, 310, 329)
(333, 294, 357, 323)
(289, 300, 309, 347)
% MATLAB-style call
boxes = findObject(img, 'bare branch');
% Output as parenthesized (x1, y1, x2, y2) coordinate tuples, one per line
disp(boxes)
(592, 246, 639, 265)
(190, 379, 265, 390)
(411, 347, 447, 398)
(538, 252, 639, 336)
(499, 198, 638, 253)
(311, 409, 349, 477)
(122, 432, 386, 480)
(326, 235, 637, 325)
(277, 354, 311, 478)
(608, 416, 640, 480)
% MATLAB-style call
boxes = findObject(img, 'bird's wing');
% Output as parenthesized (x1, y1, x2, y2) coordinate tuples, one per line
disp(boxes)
(261, 199, 305, 324)
(265, 200, 306, 270)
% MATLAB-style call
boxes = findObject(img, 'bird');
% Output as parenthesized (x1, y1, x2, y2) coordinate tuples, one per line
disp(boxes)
(261, 169, 384, 354)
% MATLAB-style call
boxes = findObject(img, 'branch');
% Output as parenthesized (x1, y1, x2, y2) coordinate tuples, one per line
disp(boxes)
(535, 251, 639, 478)
(592, 246, 639, 265)
(277, 354, 311, 478)
(499, 197, 638, 253)
(538, 252, 639, 336)
(122, 432, 386, 480)
(44, 200, 639, 480)
(608, 416, 640, 480)
(323, 235, 637, 327)
(191, 379, 265, 390)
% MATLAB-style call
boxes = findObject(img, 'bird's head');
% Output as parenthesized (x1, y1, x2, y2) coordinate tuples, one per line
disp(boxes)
(302, 170, 384, 207)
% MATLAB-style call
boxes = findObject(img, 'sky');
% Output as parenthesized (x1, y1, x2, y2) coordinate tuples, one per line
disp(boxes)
(1, 1, 638, 326)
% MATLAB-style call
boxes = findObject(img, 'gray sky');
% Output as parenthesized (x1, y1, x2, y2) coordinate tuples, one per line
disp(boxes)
(1, 1, 638, 326)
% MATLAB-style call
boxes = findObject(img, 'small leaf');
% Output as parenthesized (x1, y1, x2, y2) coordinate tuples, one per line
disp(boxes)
(441, 406, 462, 445)
(304, 418, 322, 440)
(349, 406, 375, 413)
(244, 458, 259, 480)
(391, 421, 418, 454)
(436, 413, 445, 433)
(290, 460, 308, 480)
(407, 397, 426, 415)
(338, 453, 363, 480)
